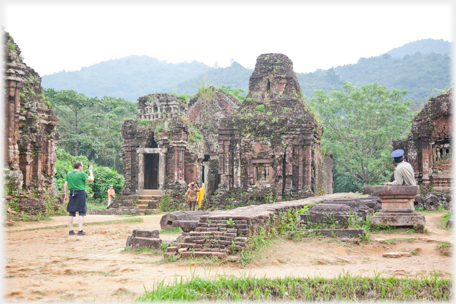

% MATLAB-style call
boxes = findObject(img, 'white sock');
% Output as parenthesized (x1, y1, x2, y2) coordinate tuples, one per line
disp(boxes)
(78, 216, 84, 231)
(69, 216, 74, 231)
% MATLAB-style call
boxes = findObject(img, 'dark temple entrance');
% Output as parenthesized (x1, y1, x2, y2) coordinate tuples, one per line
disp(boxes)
(144, 154, 159, 189)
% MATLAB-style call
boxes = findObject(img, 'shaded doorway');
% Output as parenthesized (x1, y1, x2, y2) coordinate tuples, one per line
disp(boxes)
(144, 154, 159, 189)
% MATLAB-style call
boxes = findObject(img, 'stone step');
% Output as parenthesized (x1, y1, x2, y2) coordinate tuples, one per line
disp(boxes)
(137, 199, 160, 203)
(137, 195, 162, 199)
(139, 190, 164, 196)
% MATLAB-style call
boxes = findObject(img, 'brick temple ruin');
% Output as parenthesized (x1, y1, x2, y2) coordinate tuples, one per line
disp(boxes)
(3, 32, 59, 207)
(394, 90, 452, 192)
(121, 53, 333, 211)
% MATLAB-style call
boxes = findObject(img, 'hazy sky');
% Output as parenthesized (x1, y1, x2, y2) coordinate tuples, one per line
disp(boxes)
(2, 1, 454, 76)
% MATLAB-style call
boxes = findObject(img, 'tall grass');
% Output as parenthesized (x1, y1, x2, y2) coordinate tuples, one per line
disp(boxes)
(136, 272, 451, 302)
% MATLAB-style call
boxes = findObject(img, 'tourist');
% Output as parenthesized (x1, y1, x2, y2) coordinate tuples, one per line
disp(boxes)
(185, 182, 199, 211)
(107, 185, 115, 208)
(384, 149, 416, 186)
(64, 162, 94, 235)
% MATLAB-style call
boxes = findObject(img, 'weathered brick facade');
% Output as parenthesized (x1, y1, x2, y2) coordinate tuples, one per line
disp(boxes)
(394, 90, 452, 192)
(121, 54, 333, 210)
(3, 32, 59, 199)
(216, 53, 333, 202)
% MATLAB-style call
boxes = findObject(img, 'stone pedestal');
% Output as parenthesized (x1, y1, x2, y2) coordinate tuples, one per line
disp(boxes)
(370, 186, 425, 231)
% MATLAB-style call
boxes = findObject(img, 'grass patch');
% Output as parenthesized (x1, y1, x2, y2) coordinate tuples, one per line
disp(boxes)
(124, 245, 167, 256)
(160, 227, 183, 234)
(437, 241, 452, 257)
(440, 212, 451, 229)
(87, 203, 107, 210)
(379, 238, 415, 245)
(7, 217, 143, 233)
(136, 272, 452, 301)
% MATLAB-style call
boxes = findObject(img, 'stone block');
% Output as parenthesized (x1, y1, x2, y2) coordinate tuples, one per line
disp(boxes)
(147, 200, 158, 209)
(126, 236, 132, 247)
(371, 212, 425, 231)
(167, 246, 179, 252)
(164, 252, 176, 259)
(133, 229, 159, 239)
(447, 219, 453, 228)
(180, 252, 193, 259)
(178, 220, 199, 232)
(178, 243, 195, 248)
(144, 209, 160, 215)
(382, 252, 402, 258)
(131, 237, 162, 250)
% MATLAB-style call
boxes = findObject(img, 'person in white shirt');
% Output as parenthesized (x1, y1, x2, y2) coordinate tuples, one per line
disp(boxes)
(384, 149, 416, 186)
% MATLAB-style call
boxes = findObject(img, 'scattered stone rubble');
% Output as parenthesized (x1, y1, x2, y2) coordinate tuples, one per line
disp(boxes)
(3, 31, 59, 211)
(414, 192, 452, 210)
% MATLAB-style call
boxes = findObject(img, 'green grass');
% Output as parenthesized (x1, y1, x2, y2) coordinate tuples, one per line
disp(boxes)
(379, 238, 415, 245)
(136, 272, 452, 301)
(7, 217, 143, 233)
(87, 202, 107, 210)
(159, 227, 183, 234)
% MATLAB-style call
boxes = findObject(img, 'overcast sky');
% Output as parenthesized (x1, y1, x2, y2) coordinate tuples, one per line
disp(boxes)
(1, 1, 454, 76)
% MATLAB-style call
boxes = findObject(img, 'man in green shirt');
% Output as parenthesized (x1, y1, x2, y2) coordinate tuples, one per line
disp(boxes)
(64, 161, 94, 235)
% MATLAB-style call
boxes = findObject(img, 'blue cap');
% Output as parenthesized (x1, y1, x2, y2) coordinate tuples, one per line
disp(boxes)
(391, 149, 404, 158)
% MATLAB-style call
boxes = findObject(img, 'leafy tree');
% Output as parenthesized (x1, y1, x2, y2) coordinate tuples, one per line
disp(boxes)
(45, 89, 137, 173)
(54, 148, 124, 203)
(45, 89, 99, 156)
(311, 82, 413, 188)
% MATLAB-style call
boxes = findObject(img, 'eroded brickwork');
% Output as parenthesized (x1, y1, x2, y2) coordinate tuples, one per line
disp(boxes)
(215, 53, 333, 204)
(3, 32, 58, 199)
(394, 90, 452, 192)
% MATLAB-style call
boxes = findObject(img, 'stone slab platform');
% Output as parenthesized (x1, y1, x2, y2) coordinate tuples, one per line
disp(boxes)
(165, 193, 364, 259)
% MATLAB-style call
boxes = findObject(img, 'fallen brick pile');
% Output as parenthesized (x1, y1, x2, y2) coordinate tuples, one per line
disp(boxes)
(164, 194, 361, 259)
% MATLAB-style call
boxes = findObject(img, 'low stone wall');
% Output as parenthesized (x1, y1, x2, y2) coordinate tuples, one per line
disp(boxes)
(165, 193, 363, 259)
(88, 206, 140, 215)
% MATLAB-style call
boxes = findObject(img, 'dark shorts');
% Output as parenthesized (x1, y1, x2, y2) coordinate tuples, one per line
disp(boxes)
(67, 190, 87, 216)
(69, 211, 87, 217)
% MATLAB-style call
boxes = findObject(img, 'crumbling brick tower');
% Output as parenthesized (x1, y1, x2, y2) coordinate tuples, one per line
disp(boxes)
(217, 53, 333, 202)
(394, 90, 452, 192)
(3, 32, 59, 198)
(122, 94, 190, 195)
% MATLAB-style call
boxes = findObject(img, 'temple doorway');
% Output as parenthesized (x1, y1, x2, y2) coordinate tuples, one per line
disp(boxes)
(144, 154, 159, 189)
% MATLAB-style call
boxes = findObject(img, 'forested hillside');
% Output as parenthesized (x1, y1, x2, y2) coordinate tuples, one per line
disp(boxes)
(298, 52, 451, 104)
(42, 39, 452, 105)
(386, 38, 452, 58)
(42, 56, 211, 101)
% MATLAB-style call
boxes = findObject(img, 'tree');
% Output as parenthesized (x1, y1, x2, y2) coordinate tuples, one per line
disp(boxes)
(45, 89, 137, 173)
(311, 82, 413, 188)
(45, 89, 99, 156)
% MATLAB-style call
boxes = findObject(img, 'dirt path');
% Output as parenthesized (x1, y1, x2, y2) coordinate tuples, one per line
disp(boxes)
(4, 212, 453, 302)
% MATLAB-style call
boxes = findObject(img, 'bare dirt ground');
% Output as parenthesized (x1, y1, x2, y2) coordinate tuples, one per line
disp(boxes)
(3, 212, 453, 302)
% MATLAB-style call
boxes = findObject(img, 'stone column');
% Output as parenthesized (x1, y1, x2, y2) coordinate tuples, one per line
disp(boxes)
(370, 185, 425, 231)
(159, 151, 165, 190)
(421, 137, 431, 188)
(303, 143, 312, 191)
(137, 151, 144, 192)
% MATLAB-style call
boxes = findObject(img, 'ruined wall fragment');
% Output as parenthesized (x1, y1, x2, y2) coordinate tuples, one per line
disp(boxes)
(394, 90, 452, 192)
(3, 31, 58, 201)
